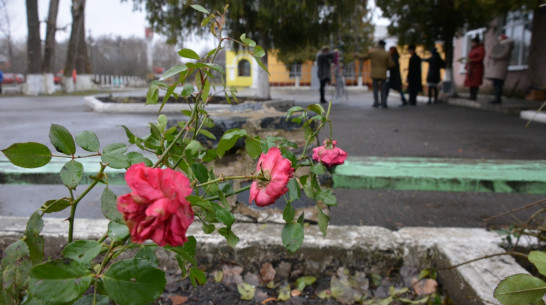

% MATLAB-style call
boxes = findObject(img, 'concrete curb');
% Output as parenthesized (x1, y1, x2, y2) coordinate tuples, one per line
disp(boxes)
(0, 216, 527, 305)
(521, 110, 546, 124)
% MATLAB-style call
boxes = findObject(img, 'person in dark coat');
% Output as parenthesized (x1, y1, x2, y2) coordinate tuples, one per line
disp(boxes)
(463, 37, 485, 100)
(316, 46, 334, 104)
(387, 47, 407, 106)
(406, 45, 422, 106)
(423, 47, 445, 104)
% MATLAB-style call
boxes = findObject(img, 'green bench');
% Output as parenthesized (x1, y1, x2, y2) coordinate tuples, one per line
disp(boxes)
(2, 156, 546, 194)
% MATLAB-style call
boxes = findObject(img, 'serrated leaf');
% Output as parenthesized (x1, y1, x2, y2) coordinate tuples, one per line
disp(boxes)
(75, 130, 100, 152)
(191, 163, 209, 183)
(103, 143, 128, 154)
(126, 151, 153, 167)
(2, 142, 52, 168)
(237, 282, 256, 300)
(60, 160, 83, 189)
(40, 198, 71, 214)
(101, 188, 123, 222)
(283, 202, 295, 223)
(311, 163, 326, 175)
(63, 240, 103, 265)
(108, 221, 129, 242)
(29, 259, 93, 304)
(102, 259, 166, 305)
(160, 64, 188, 81)
(101, 152, 130, 169)
(190, 4, 210, 14)
(215, 205, 235, 227)
(287, 178, 300, 203)
(49, 124, 76, 155)
(135, 247, 158, 268)
(316, 189, 337, 206)
(282, 223, 304, 253)
(178, 48, 200, 60)
(217, 129, 247, 158)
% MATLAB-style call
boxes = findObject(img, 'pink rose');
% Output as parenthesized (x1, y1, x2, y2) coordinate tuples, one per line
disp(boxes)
(117, 163, 194, 247)
(249, 147, 294, 207)
(312, 139, 348, 167)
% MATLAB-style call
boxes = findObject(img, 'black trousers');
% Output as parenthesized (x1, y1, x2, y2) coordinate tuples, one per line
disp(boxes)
(492, 79, 504, 102)
(319, 78, 330, 103)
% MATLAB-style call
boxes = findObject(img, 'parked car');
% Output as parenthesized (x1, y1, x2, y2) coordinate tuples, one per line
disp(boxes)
(54, 69, 77, 84)
(2, 73, 25, 84)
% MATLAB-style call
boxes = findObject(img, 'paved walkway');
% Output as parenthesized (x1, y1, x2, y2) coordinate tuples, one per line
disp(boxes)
(0, 87, 545, 229)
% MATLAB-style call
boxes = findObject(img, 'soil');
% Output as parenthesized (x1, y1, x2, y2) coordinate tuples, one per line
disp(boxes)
(97, 96, 267, 105)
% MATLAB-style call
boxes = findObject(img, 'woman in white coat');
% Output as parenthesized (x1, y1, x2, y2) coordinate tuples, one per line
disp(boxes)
(485, 34, 514, 104)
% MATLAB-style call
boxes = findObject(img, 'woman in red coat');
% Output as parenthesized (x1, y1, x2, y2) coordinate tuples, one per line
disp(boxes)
(464, 37, 485, 100)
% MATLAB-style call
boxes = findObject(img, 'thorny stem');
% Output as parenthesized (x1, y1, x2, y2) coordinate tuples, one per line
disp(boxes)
(301, 101, 332, 159)
(205, 185, 252, 202)
(196, 175, 260, 188)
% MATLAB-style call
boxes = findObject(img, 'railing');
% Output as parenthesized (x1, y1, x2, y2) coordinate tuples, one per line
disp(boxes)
(91, 74, 147, 88)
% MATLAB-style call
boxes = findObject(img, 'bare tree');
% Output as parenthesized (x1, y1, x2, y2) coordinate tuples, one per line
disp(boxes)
(25, 0, 41, 74)
(42, 0, 60, 73)
(0, 0, 14, 68)
(75, 12, 91, 74)
(64, 0, 85, 77)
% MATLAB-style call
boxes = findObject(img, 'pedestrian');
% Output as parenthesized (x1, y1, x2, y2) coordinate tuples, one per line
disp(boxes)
(354, 40, 394, 108)
(406, 45, 422, 106)
(463, 36, 485, 101)
(387, 46, 408, 106)
(0, 68, 3, 95)
(423, 47, 445, 104)
(484, 34, 514, 104)
(316, 45, 334, 104)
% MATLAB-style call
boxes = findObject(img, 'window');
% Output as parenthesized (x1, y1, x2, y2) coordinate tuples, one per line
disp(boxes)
(460, 27, 486, 74)
(503, 10, 533, 70)
(289, 63, 302, 78)
(238, 59, 251, 76)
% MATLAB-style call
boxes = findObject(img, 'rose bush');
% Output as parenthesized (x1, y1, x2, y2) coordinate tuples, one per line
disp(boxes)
(117, 163, 194, 246)
(250, 147, 294, 207)
(0, 4, 348, 305)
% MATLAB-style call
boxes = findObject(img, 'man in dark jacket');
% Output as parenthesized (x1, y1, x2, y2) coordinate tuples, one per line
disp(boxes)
(406, 45, 422, 106)
(423, 48, 445, 104)
(316, 46, 334, 104)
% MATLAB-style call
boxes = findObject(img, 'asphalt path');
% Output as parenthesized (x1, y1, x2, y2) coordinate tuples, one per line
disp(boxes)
(1, 88, 545, 230)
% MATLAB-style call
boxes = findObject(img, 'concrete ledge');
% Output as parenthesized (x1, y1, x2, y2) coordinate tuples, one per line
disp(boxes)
(521, 110, 546, 124)
(0, 216, 528, 305)
(446, 96, 543, 116)
(333, 156, 546, 194)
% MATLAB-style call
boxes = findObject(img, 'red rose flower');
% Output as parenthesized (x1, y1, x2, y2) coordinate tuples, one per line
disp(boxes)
(312, 139, 348, 167)
(249, 147, 294, 207)
(117, 163, 194, 246)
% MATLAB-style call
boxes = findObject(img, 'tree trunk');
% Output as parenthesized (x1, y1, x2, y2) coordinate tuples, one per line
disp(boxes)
(255, 53, 271, 100)
(76, 12, 91, 74)
(42, 0, 60, 73)
(528, 7, 546, 89)
(442, 26, 458, 97)
(25, 0, 41, 74)
(64, 0, 85, 78)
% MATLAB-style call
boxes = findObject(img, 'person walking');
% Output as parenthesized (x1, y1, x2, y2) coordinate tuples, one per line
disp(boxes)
(423, 47, 445, 104)
(354, 40, 394, 108)
(406, 45, 422, 106)
(463, 36, 485, 100)
(484, 34, 514, 104)
(316, 45, 334, 104)
(387, 47, 408, 106)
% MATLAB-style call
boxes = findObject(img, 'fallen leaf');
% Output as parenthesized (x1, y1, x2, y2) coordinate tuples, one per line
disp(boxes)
(296, 276, 316, 291)
(411, 278, 438, 296)
(169, 295, 188, 305)
(237, 282, 256, 300)
(222, 265, 243, 285)
(291, 289, 301, 297)
(260, 262, 276, 283)
(276, 261, 292, 279)
(214, 271, 223, 283)
(317, 289, 331, 299)
(278, 283, 291, 301)
(261, 297, 277, 305)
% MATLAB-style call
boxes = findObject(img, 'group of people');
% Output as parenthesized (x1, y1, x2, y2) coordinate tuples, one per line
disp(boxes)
(317, 33, 514, 107)
(463, 34, 514, 104)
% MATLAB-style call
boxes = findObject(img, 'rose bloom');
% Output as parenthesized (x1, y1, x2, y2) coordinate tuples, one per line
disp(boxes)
(249, 147, 294, 207)
(117, 163, 194, 247)
(312, 139, 348, 167)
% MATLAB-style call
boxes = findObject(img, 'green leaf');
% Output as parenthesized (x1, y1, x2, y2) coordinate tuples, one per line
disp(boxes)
(218, 227, 239, 248)
(108, 221, 129, 242)
(120, 125, 138, 144)
(190, 4, 210, 14)
(160, 64, 188, 81)
(29, 259, 93, 304)
(253, 45, 265, 58)
(102, 259, 166, 305)
(75, 130, 100, 152)
(529, 251, 546, 277)
(60, 160, 83, 189)
(494, 274, 546, 305)
(278, 283, 291, 301)
(190, 267, 207, 287)
(101, 187, 123, 222)
(62, 240, 103, 265)
(202, 79, 211, 103)
(311, 163, 326, 175)
(146, 83, 159, 104)
(237, 282, 256, 300)
(103, 143, 128, 154)
(317, 208, 330, 237)
(40, 198, 71, 214)
(316, 189, 337, 206)
(240, 33, 256, 47)
(101, 152, 130, 169)
(25, 211, 44, 264)
(217, 129, 247, 158)
(215, 205, 235, 227)
(178, 48, 200, 60)
(135, 247, 158, 268)
(126, 151, 153, 167)
(282, 223, 304, 253)
(72, 295, 110, 305)
(181, 84, 195, 97)
(2, 142, 52, 168)
(1, 240, 31, 292)
(283, 202, 295, 223)
(286, 106, 304, 120)
(254, 57, 269, 74)
(49, 124, 76, 155)
(307, 104, 325, 115)
(199, 129, 216, 140)
(191, 163, 209, 183)
(202, 223, 215, 234)
(296, 276, 316, 291)
(245, 137, 262, 159)
(287, 178, 301, 203)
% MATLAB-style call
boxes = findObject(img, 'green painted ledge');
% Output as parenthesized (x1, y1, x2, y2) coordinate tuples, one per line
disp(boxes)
(333, 157, 546, 194)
